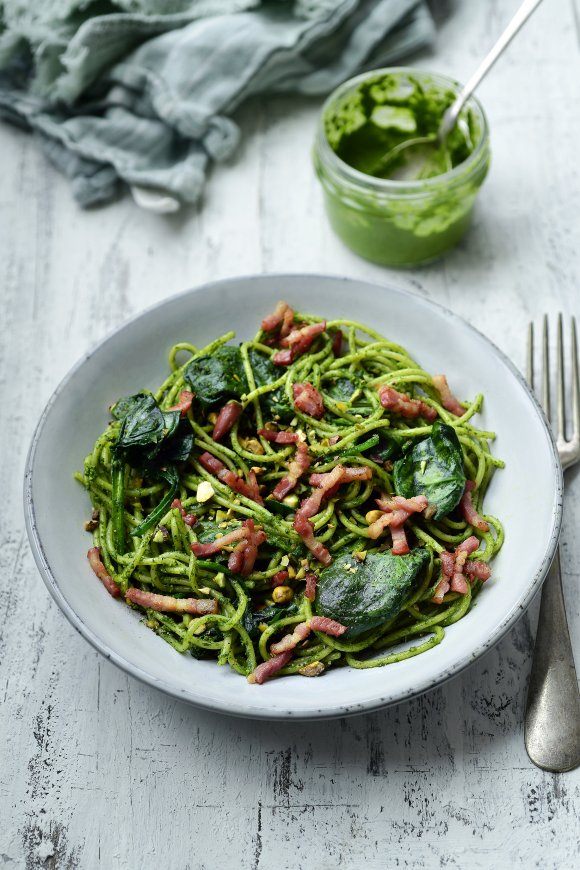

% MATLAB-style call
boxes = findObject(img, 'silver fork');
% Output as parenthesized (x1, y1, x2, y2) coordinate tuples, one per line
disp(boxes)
(525, 314, 580, 772)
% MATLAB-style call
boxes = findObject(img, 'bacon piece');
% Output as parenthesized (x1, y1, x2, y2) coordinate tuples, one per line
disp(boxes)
(299, 466, 344, 519)
(309, 466, 373, 488)
(390, 524, 410, 556)
(459, 481, 490, 532)
(272, 321, 326, 366)
(304, 572, 317, 602)
(368, 495, 428, 551)
(258, 428, 300, 445)
(247, 651, 292, 685)
(87, 547, 120, 598)
(212, 400, 242, 441)
(451, 547, 470, 594)
(126, 588, 218, 614)
(293, 510, 332, 566)
(261, 301, 294, 338)
(432, 535, 488, 603)
(433, 374, 464, 417)
(310, 616, 347, 637)
(271, 570, 289, 587)
(198, 451, 263, 505)
(456, 535, 480, 555)
(272, 440, 311, 500)
(377, 385, 437, 422)
(293, 382, 324, 419)
(331, 329, 343, 357)
(270, 621, 311, 656)
(171, 498, 197, 527)
(376, 495, 429, 514)
(167, 390, 195, 416)
(440, 551, 455, 578)
(293, 465, 354, 565)
(431, 577, 450, 605)
(191, 526, 248, 557)
(464, 560, 492, 581)
(227, 519, 267, 576)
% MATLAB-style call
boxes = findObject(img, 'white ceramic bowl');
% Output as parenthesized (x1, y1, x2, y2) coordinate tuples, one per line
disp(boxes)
(24, 275, 563, 719)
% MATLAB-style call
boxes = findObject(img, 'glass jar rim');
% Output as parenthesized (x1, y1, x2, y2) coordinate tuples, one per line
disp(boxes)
(316, 66, 490, 196)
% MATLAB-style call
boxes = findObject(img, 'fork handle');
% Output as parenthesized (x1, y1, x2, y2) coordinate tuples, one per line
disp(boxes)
(524, 549, 580, 771)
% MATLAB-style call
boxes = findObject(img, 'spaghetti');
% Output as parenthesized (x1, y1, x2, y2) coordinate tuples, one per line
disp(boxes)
(76, 302, 504, 683)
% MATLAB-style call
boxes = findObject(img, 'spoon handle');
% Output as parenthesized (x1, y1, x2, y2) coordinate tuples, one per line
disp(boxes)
(440, 0, 545, 139)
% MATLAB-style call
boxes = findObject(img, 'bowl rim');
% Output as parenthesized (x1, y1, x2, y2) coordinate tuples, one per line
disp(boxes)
(23, 273, 563, 720)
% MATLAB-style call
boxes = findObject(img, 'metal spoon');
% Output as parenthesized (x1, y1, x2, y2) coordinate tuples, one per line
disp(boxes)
(377, 0, 545, 179)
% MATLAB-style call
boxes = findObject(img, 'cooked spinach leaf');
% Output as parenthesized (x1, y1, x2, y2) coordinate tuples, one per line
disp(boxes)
(393, 421, 466, 519)
(247, 347, 292, 421)
(111, 392, 151, 421)
(325, 376, 359, 403)
(185, 345, 248, 407)
(243, 602, 299, 640)
(369, 434, 402, 463)
(315, 549, 429, 636)
(116, 393, 177, 451)
(112, 392, 191, 472)
(131, 467, 179, 538)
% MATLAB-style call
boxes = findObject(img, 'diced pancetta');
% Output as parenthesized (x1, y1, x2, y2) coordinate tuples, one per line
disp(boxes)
(433, 374, 464, 417)
(87, 547, 120, 598)
(125, 588, 218, 614)
(212, 400, 242, 441)
(377, 385, 437, 422)
(247, 651, 292, 684)
(293, 382, 324, 419)
(459, 480, 490, 532)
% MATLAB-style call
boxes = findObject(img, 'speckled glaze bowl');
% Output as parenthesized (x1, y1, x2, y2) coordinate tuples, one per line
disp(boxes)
(24, 275, 562, 720)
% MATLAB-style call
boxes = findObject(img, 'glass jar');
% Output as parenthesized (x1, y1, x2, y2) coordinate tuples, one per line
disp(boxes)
(313, 68, 491, 267)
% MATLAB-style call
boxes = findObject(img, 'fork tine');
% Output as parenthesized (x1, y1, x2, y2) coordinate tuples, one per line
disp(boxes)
(527, 322, 534, 388)
(572, 316, 580, 440)
(542, 314, 551, 418)
(557, 312, 565, 441)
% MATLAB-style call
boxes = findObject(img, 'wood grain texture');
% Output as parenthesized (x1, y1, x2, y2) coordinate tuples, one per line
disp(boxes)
(1, 1, 579, 867)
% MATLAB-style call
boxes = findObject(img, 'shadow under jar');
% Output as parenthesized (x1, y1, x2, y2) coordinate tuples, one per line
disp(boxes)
(313, 68, 491, 268)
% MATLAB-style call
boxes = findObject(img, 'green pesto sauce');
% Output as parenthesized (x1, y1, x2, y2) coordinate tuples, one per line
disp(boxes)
(326, 75, 475, 180)
(317, 73, 490, 267)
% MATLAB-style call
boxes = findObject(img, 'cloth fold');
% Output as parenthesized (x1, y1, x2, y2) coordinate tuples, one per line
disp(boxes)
(0, 0, 435, 208)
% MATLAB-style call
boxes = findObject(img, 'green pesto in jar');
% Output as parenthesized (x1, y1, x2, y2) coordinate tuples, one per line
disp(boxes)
(314, 70, 490, 267)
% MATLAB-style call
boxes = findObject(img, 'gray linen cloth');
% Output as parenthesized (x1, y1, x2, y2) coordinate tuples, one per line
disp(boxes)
(0, 1, 435, 208)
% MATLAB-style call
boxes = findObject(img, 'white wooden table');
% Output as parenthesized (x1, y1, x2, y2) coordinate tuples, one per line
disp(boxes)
(1, 2, 579, 867)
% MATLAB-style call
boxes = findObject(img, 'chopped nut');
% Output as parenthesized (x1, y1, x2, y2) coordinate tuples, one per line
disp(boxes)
(213, 573, 226, 588)
(272, 585, 294, 605)
(84, 509, 100, 532)
(153, 524, 170, 544)
(287, 566, 296, 579)
(353, 550, 367, 562)
(282, 494, 299, 508)
(241, 437, 265, 455)
(280, 555, 290, 567)
(196, 480, 215, 503)
(258, 623, 268, 633)
(215, 510, 228, 523)
(365, 509, 383, 524)
(299, 661, 325, 677)
(295, 567, 306, 581)
(208, 412, 218, 424)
